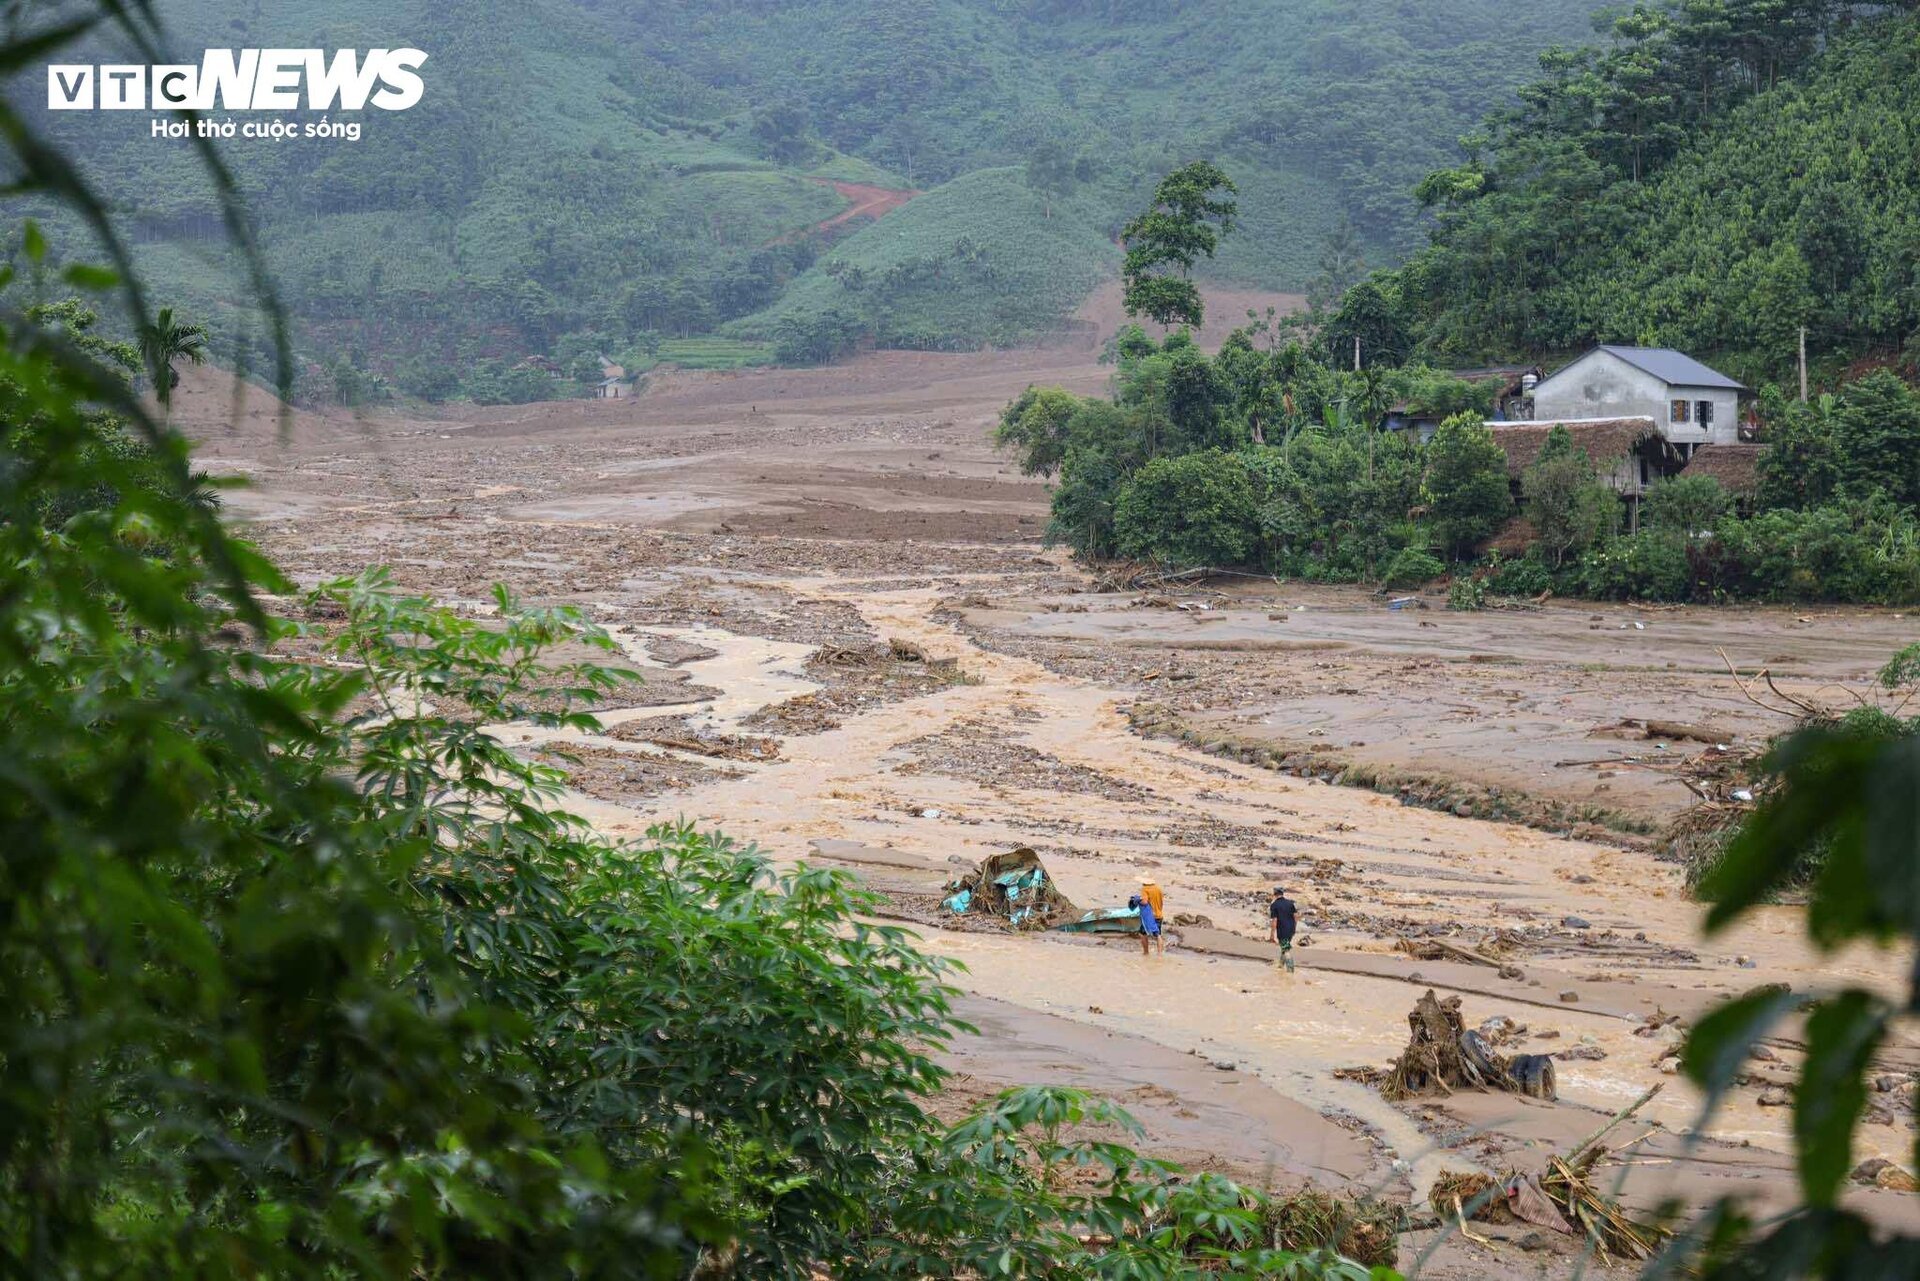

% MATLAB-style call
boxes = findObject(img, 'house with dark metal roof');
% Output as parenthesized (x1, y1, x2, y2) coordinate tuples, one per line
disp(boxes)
(1528, 346, 1746, 453)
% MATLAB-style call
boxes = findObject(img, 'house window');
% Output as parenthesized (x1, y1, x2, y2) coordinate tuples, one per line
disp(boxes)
(1670, 399, 1691, 424)
(1697, 400, 1714, 427)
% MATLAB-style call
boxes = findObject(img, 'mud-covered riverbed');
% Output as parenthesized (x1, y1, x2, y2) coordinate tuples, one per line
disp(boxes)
(194, 337, 1920, 1276)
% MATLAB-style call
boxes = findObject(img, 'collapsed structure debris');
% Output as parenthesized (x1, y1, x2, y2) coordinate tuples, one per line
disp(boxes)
(1431, 1085, 1670, 1261)
(1395, 934, 1524, 981)
(1382, 991, 1557, 1101)
(940, 847, 1078, 930)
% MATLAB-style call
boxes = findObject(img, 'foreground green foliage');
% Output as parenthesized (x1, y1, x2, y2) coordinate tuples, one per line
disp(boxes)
(4, 278, 1411, 1274)
(1670, 703, 1920, 1277)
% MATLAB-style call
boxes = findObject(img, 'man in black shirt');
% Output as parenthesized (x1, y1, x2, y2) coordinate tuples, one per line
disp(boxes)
(1268, 887, 1297, 972)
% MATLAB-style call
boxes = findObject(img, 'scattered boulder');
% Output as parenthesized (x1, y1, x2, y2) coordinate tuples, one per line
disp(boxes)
(1877, 1166, 1920, 1192)
(1758, 1087, 1792, 1107)
(1851, 1158, 1894, 1186)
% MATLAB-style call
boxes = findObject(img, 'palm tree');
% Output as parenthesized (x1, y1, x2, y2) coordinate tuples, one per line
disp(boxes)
(139, 307, 209, 422)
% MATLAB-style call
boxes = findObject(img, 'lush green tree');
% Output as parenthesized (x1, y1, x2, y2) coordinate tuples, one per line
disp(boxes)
(1523, 426, 1619, 566)
(1305, 216, 1368, 315)
(1756, 392, 1843, 511)
(995, 384, 1083, 476)
(1319, 277, 1411, 370)
(1112, 448, 1258, 567)
(1023, 139, 1078, 219)
(1047, 443, 1127, 558)
(136, 305, 208, 417)
(773, 307, 864, 365)
(1643, 473, 1731, 534)
(1119, 161, 1238, 329)
(1423, 412, 1512, 559)
(1831, 369, 1920, 507)
(750, 101, 816, 165)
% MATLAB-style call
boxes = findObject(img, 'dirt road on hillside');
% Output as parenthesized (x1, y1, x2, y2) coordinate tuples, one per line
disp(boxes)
(194, 295, 1918, 1275)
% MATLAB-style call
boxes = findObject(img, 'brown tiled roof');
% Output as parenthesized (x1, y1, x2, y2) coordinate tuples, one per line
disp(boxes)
(1486, 418, 1661, 479)
(1679, 443, 1765, 494)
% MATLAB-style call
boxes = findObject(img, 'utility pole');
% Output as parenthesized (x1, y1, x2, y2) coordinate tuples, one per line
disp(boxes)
(1798, 326, 1808, 404)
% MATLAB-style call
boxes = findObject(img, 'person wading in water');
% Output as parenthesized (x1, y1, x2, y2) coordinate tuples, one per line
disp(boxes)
(1128, 890, 1162, 958)
(1268, 887, 1297, 972)
(1137, 878, 1165, 955)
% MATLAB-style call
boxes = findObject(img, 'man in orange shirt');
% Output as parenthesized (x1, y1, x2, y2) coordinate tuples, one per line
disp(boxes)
(1138, 879, 1165, 954)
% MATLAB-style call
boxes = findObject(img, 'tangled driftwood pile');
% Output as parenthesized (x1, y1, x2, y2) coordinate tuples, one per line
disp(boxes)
(1430, 1085, 1671, 1261)
(1382, 991, 1557, 1101)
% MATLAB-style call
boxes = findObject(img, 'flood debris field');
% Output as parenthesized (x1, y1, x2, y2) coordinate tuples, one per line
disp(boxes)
(204, 345, 1920, 1276)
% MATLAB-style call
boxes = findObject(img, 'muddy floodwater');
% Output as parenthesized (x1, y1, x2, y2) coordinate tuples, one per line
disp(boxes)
(185, 317, 1920, 1276)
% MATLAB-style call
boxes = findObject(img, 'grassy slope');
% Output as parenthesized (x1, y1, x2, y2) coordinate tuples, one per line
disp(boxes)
(729, 168, 1119, 348)
(16, 0, 1598, 379)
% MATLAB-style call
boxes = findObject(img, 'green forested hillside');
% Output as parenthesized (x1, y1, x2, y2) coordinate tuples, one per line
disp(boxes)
(1349, 1, 1920, 386)
(16, 0, 1598, 397)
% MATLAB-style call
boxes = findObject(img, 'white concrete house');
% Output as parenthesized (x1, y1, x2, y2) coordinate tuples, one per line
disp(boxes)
(1529, 347, 1744, 452)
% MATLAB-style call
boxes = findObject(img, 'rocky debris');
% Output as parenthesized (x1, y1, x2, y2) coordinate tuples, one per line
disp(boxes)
(606, 715, 780, 762)
(1758, 1087, 1792, 1107)
(1556, 1040, 1607, 1062)
(530, 741, 740, 804)
(1632, 1010, 1685, 1048)
(895, 720, 1156, 804)
(1477, 1015, 1527, 1046)
(1558, 991, 1580, 1003)
(740, 642, 972, 737)
(1850, 1158, 1894, 1186)
(1878, 1166, 1920, 1192)
(642, 634, 720, 665)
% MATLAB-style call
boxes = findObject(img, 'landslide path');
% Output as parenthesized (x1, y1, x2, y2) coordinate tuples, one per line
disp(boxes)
(773, 179, 918, 245)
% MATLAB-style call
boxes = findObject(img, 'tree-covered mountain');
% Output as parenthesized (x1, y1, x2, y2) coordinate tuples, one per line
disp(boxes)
(13, 0, 1598, 398)
(1339, 0, 1920, 387)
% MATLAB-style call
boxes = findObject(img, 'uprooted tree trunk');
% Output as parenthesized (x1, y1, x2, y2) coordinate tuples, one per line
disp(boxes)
(1382, 990, 1556, 1101)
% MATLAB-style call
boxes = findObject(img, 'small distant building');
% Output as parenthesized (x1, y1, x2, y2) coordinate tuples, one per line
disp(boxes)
(1527, 346, 1745, 455)
(1487, 417, 1681, 500)
(594, 375, 632, 399)
(1678, 442, 1766, 509)
(1382, 365, 1545, 443)
(1382, 404, 1444, 443)
(1462, 364, 1544, 422)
